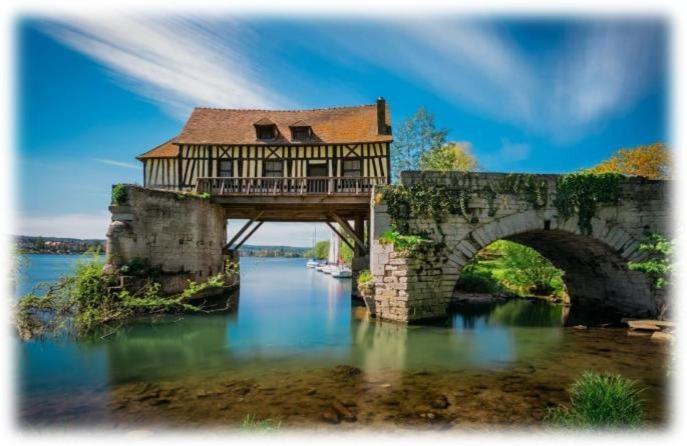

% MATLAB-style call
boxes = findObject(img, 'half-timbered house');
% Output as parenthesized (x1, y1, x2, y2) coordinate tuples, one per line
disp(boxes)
(137, 98, 392, 194)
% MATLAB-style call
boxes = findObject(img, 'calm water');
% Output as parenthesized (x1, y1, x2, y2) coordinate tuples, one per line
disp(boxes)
(15, 254, 669, 427)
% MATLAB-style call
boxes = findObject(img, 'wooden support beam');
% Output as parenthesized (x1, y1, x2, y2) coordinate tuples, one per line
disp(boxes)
(325, 221, 355, 251)
(224, 211, 264, 252)
(330, 213, 366, 254)
(234, 221, 264, 250)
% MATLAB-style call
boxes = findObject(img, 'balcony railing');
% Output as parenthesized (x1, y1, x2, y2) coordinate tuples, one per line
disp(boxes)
(196, 176, 387, 196)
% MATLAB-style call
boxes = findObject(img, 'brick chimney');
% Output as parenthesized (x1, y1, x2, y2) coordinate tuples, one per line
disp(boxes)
(376, 97, 388, 135)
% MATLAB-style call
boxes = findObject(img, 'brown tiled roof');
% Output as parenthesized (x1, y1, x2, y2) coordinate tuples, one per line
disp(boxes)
(136, 138, 179, 160)
(176, 103, 392, 145)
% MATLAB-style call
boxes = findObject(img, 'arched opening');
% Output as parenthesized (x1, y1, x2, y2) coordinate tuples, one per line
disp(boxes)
(454, 228, 656, 324)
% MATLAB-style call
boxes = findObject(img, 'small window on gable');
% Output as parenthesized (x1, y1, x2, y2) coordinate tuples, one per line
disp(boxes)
(218, 159, 232, 177)
(291, 126, 311, 141)
(256, 124, 277, 140)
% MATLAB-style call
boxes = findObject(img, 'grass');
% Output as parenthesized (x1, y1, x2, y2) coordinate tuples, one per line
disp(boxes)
(239, 414, 282, 432)
(545, 371, 645, 429)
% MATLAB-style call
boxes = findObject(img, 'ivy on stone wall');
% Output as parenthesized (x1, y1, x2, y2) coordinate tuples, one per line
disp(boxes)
(553, 173, 623, 235)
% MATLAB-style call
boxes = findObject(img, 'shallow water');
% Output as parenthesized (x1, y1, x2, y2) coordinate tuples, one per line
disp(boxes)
(16, 255, 670, 429)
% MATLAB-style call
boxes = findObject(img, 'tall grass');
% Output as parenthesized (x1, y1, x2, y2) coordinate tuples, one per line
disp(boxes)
(546, 371, 645, 429)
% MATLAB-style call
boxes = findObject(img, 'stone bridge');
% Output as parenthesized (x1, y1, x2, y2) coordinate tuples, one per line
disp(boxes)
(369, 172, 671, 323)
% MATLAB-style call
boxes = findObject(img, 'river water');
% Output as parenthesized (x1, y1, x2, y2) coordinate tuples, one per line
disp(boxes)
(15, 254, 670, 430)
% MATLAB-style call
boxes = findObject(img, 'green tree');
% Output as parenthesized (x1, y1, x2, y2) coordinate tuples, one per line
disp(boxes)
(419, 142, 478, 171)
(390, 106, 447, 182)
(34, 236, 45, 250)
(307, 240, 330, 260)
(628, 231, 672, 289)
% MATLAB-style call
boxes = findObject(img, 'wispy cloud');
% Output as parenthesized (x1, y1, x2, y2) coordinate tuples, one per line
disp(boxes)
(41, 15, 287, 118)
(93, 158, 140, 170)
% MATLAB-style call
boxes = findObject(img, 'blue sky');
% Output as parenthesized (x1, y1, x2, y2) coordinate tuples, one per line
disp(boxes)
(16, 15, 668, 244)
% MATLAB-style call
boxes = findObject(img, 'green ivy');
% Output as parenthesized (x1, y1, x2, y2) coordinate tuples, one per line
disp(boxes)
(111, 184, 128, 205)
(554, 173, 623, 235)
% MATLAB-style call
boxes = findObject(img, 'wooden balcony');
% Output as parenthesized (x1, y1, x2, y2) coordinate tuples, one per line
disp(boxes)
(196, 176, 387, 196)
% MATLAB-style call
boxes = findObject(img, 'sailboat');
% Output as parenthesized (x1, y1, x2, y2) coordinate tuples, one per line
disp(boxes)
(306, 224, 320, 268)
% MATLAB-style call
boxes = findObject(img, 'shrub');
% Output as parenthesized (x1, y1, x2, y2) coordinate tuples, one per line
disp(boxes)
(111, 184, 128, 205)
(545, 371, 645, 429)
(500, 241, 564, 296)
(455, 264, 502, 294)
(628, 231, 672, 289)
(15, 253, 226, 340)
(379, 230, 429, 252)
(357, 269, 374, 293)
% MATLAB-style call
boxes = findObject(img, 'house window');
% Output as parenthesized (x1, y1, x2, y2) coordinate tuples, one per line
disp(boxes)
(218, 159, 232, 177)
(264, 160, 283, 177)
(342, 159, 362, 177)
(256, 125, 277, 140)
(291, 126, 311, 141)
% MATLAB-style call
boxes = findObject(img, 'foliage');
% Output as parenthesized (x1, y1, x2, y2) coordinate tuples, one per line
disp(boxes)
(500, 241, 564, 296)
(554, 172, 623, 235)
(379, 230, 430, 252)
(455, 240, 566, 299)
(239, 414, 282, 432)
(455, 263, 504, 294)
(545, 372, 645, 429)
(111, 184, 128, 205)
(340, 238, 354, 264)
(306, 240, 330, 260)
(357, 269, 374, 293)
(14, 252, 229, 340)
(390, 106, 448, 182)
(588, 142, 670, 180)
(419, 142, 478, 172)
(628, 231, 673, 289)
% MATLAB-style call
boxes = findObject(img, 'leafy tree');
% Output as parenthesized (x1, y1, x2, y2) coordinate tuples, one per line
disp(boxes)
(390, 106, 447, 182)
(34, 236, 45, 250)
(419, 142, 478, 171)
(306, 240, 329, 260)
(588, 142, 670, 180)
(628, 231, 672, 289)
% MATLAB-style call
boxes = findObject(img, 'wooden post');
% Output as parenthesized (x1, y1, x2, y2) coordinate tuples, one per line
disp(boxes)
(330, 213, 366, 254)
(325, 222, 355, 251)
(354, 213, 365, 256)
(234, 221, 264, 250)
(224, 211, 264, 253)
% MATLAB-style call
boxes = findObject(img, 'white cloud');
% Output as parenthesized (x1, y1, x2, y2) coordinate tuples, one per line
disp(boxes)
(93, 158, 141, 170)
(42, 16, 286, 118)
(16, 213, 111, 240)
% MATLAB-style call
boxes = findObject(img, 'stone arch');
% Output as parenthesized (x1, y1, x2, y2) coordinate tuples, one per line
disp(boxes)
(442, 210, 657, 319)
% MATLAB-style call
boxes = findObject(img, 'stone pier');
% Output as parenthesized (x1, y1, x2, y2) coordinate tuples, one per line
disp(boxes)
(105, 185, 228, 294)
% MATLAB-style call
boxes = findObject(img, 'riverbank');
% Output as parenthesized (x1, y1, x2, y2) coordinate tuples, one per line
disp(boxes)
(20, 326, 668, 430)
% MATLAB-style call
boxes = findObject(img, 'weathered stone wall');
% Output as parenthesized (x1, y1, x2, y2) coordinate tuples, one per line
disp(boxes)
(105, 185, 228, 294)
(370, 172, 671, 323)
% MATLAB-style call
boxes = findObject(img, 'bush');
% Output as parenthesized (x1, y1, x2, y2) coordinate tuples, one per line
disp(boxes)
(357, 269, 374, 293)
(546, 372, 645, 429)
(455, 264, 502, 294)
(15, 253, 227, 340)
(500, 241, 563, 296)
(379, 230, 429, 252)
(111, 184, 128, 205)
(628, 231, 672, 289)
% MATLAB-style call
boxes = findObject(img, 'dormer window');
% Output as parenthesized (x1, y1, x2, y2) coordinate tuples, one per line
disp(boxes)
(254, 118, 277, 140)
(289, 120, 312, 141)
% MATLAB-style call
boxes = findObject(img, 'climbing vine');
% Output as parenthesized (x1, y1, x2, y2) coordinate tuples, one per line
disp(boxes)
(553, 172, 623, 235)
